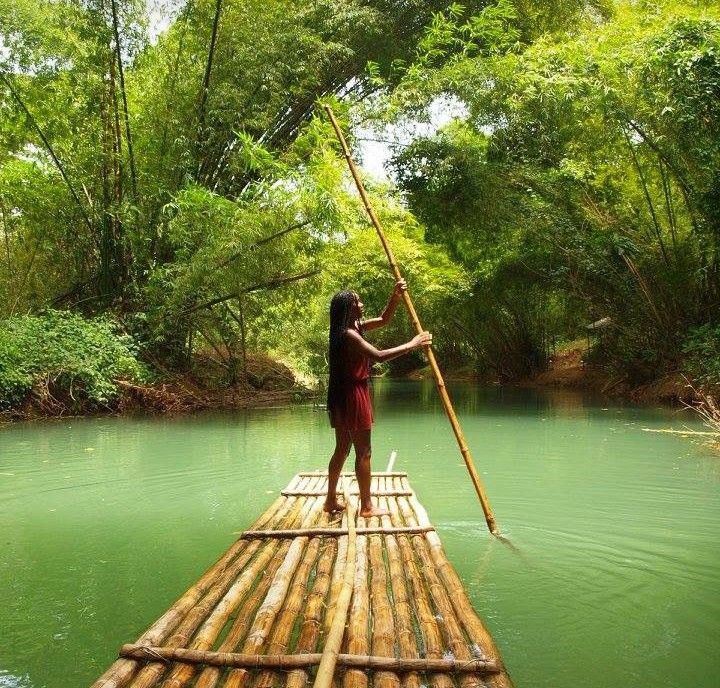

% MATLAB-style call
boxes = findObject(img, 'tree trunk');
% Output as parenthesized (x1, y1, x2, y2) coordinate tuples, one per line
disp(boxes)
(110, 0, 138, 198)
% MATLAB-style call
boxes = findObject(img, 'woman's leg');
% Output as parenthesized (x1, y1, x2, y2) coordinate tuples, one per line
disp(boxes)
(351, 428, 388, 517)
(324, 427, 352, 512)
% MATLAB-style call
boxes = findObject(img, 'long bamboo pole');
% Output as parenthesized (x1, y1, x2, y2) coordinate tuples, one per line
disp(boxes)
(323, 105, 499, 536)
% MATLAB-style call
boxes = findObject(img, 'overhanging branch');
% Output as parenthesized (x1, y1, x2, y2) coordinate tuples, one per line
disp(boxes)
(185, 268, 320, 314)
(216, 220, 311, 270)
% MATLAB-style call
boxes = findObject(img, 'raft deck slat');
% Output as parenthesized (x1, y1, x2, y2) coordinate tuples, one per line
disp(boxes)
(118, 645, 501, 673)
(92, 473, 513, 688)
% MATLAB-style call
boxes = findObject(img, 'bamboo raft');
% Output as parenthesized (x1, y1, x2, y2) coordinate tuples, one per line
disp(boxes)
(92, 472, 512, 688)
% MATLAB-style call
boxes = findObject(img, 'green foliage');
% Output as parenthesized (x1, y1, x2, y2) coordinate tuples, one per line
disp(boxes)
(683, 324, 720, 386)
(0, 310, 148, 410)
(384, 0, 720, 381)
(2, 0, 719, 400)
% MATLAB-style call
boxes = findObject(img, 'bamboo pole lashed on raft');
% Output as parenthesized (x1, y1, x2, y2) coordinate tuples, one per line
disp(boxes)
(397, 479, 510, 688)
(91, 481, 299, 688)
(323, 105, 499, 536)
(285, 536, 338, 688)
(126, 488, 315, 688)
(312, 479, 358, 688)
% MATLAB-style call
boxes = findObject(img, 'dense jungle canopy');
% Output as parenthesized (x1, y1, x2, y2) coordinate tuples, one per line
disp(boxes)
(0, 0, 719, 412)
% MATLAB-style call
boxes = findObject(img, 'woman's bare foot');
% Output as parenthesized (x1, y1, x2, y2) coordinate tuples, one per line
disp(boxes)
(359, 505, 389, 518)
(323, 500, 345, 514)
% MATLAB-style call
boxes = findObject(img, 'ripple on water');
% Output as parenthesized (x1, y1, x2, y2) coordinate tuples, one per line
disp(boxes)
(0, 671, 33, 688)
(1, 387, 719, 688)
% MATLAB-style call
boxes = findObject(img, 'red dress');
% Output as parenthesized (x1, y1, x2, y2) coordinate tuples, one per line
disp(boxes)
(329, 332, 373, 432)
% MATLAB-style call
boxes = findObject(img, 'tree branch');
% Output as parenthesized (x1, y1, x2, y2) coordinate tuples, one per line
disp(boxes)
(185, 269, 320, 314)
(216, 220, 312, 269)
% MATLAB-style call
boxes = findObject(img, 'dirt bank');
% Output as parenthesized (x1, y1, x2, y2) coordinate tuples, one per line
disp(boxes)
(524, 345, 694, 405)
(2, 352, 315, 422)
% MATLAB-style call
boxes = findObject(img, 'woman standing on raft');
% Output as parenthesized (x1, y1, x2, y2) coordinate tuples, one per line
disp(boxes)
(325, 280, 432, 517)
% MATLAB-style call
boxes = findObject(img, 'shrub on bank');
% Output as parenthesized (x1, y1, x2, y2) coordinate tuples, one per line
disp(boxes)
(683, 324, 720, 388)
(0, 310, 148, 413)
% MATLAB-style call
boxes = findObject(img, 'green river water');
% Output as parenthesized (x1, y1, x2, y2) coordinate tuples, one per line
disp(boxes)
(1, 381, 719, 687)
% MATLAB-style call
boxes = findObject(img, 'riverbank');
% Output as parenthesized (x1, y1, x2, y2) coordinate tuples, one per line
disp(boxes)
(3, 341, 714, 425)
(524, 345, 695, 405)
(1, 352, 315, 423)
(402, 345, 707, 406)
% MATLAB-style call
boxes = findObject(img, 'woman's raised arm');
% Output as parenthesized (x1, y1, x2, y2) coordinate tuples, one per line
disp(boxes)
(362, 279, 407, 331)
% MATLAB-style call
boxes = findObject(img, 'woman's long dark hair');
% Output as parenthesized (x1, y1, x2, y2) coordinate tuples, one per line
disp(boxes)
(327, 290, 359, 414)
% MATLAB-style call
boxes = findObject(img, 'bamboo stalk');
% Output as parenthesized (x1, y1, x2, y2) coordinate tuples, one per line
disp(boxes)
(398, 494, 504, 688)
(388, 483, 454, 688)
(129, 478, 314, 688)
(379, 496, 421, 688)
(127, 494, 310, 688)
(402, 479, 510, 688)
(281, 490, 412, 497)
(249, 537, 323, 688)
(93, 489, 296, 688)
(343, 528, 369, 688)
(298, 472, 407, 478)
(641, 428, 720, 436)
(0, 72, 94, 233)
(119, 646, 501, 673)
(285, 536, 338, 688)
(323, 105, 499, 536)
(253, 538, 321, 688)
(110, 0, 138, 197)
(218, 534, 314, 688)
(192, 539, 294, 688)
(320, 481, 347, 688)
(187, 487, 325, 688)
(241, 526, 434, 539)
(322, 515, 348, 641)
(197, 0, 223, 137)
(204, 482, 323, 660)
(313, 479, 358, 688)
(368, 496, 400, 688)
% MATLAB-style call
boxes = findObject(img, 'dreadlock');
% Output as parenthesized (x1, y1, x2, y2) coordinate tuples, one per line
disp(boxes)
(327, 290, 360, 415)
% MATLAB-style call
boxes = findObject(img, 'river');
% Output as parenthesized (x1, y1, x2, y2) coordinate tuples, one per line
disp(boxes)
(1, 381, 718, 687)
